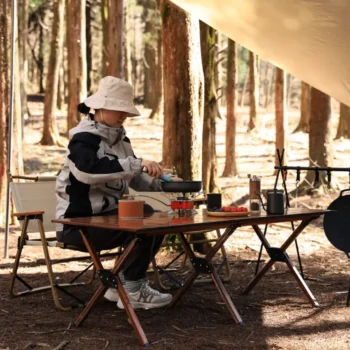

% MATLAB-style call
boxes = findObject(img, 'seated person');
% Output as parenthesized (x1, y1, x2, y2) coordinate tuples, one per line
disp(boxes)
(55, 76, 181, 309)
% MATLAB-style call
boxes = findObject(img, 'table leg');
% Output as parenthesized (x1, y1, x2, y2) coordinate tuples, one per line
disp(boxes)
(168, 232, 200, 307)
(285, 255, 319, 307)
(75, 234, 150, 346)
(116, 275, 149, 346)
(243, 259, 275, 295)
(75, 229, 109, 327)
(75, 284, 106, 327)
(211, 269, 243, 324)
(169, 225, 242, 324)
(168, 270, 200, 308)
(243, 218, 319, 307)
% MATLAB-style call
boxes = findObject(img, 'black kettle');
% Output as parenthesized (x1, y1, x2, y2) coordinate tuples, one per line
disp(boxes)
(259, 189, 286, 215)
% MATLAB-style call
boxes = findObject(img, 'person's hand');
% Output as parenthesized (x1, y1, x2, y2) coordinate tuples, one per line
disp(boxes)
(171, 176, 183, 182)
(141, 160, 163, 178)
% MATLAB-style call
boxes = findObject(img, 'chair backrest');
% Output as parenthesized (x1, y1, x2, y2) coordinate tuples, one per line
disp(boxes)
(10, 180, 57, 233)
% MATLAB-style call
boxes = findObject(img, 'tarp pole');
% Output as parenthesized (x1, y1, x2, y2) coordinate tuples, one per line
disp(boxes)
(4, 0, 17, 258)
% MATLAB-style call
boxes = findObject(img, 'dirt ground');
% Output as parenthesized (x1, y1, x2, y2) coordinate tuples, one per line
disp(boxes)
(0, 102, 350, 350)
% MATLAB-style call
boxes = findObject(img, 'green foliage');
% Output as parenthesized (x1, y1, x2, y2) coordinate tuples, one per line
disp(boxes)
(238, 46, 249, 86)
(142, 1, 162, 48)
(164, 234, 181, 252)
(29, 0, 48, 14)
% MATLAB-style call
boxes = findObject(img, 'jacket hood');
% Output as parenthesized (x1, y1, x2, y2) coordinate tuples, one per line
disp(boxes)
(69, 118, 126, 146)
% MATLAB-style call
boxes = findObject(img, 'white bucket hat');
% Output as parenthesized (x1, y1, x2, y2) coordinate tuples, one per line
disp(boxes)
(84, 76, 140, 117)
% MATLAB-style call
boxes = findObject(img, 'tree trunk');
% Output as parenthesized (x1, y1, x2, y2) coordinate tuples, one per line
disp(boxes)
(38, 23, 44, 93)
(336, 103, 350, 139)
(248, 51, 259, 131)
(303, 88, 333, 189)
(107, 0, 124, 78)
(274, 67, 288, 170)
(41, 0, 65, 146)
(200, 21, 219, 193)
(12, 48, 24, 177)
(240, 69, 248, 108)
(17, 0, 29, 122)
(101, 0, 108, 77)
(222, 38, 237, 177)
(293, 81, 310, 133)
(161, 0, 204, 181)
(66, 0, 87, 131)
(267, 66, 275, 109)
(149, 7, 163, 121)
(143, 0, 153, 108)
(123, 0, 130, 82)
(0, 0, 10, 226)
(57, 65, 64, 110)
(263, 62, 270, 108)
(86, 0, 92, 94)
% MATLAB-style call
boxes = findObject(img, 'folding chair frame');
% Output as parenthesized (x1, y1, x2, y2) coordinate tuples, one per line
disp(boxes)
(9, 211, 98, 311)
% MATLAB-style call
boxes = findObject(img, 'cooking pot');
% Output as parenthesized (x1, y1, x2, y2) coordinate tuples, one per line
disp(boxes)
(259, 189, 286, 215)
(118, 199, 145, 219)
(323, 189, 350, 253)
(160, 181, 202, 194)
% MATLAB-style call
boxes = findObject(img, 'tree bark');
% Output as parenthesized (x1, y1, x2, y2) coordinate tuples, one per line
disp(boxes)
(143, 0, 153, 108)
(107, 0, 124, 78)
(248, 51, 259, 131)
(86, 0, 92, 93)
(123, 0, 131, 82)
(200, 21, 219, 193)
(17, 0, 29, 121)
(66, 0, 87, 131)
(57, 65, 64, 110)
(41, 0, 65, 146)
(149, 6, 163, 121)
(12, 48, 24, 177)
(263, 62, 270, 108)
(303, 88, 333, 189)
(222, 38, 237, 177)
(0, 0, 10, 226)
(37, 17, 45, 94)
(161, 0, 204, 181)
(275, 67, 288, 169)
(101, 0, 108, 77)
(336, 103, 350, 139)
(293, 81, 310, 133)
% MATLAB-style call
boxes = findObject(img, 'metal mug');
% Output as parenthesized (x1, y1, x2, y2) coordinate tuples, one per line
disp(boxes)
(259, 189, 285, 215)
(207, 193, 222, 210)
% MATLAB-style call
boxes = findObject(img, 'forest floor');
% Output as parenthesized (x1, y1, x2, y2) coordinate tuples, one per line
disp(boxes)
(1, 101, 350, 350)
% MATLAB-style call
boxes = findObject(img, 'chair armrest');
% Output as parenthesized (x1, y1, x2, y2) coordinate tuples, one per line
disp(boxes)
(13, 210, 45, 217)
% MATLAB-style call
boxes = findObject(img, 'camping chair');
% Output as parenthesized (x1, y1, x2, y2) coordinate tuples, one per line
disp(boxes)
(9, 175, 118, 311)
(128, 189, 233, 290)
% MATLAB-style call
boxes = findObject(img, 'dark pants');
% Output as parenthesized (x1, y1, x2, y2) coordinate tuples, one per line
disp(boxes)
(56, 207, 164, 281)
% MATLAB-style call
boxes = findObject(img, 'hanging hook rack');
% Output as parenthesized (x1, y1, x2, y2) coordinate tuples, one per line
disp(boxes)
(314, 169, 320, 187)
(327, 168, 332, 189)
(296, 167, 301, 186)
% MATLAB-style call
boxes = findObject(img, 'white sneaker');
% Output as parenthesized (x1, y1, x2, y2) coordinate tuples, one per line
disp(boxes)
(104, 288, 119, 302)
(117, 280, 172, 309)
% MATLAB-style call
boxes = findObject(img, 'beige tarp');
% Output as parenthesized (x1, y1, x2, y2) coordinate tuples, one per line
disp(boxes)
(170, 0, 350, 106)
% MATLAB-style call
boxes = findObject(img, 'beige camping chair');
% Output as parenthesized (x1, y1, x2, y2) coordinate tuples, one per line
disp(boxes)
(9, 175, 117, 311)
(128, 188, 233, 289)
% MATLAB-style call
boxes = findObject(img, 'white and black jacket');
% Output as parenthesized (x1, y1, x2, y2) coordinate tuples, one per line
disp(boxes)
(56, 118, 167, 232)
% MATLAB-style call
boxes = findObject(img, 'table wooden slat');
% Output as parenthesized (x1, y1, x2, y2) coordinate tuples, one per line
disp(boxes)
(52, 208, 327, 235)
